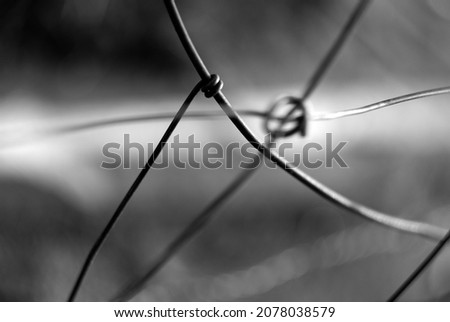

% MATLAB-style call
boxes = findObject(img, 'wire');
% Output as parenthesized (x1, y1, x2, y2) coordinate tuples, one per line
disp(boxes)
(302, 0, 372, 100)
(388, 229, 450, 301)
(112, 0, 445, 302)
(52, 110, 268, 134)
(23, 85, 450, 139)
(111, 165, 258, 301)
(0, 110, 270, 150)
(67, 79, 207, 302)
(164, 0, 446, 239)
(312, 86, 450, 121)
(219, 100, 448, 240)
(1, 85, 449, 150)
(68, 0, 450, 302)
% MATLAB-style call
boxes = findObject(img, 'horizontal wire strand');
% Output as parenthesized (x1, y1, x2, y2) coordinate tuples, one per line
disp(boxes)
(111, 164, 258, 301)
(301, 0, 372, 100)
(143, 225, 411, 301)
(312, 86, 450, 121)
(65, 0, 449, 303)
(51, 86, 450, 134)
(115, 0, 450, 301)
(111, 0, 388, 302)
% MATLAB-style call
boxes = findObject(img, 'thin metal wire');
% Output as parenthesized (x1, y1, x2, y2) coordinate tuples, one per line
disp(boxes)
(67, 0, 450, 302)
(145, 224, 410, 301)
(160, 0, 450, 303)
(301, 0, 372, 100)
(219, 105, 448, 241)
(6, 84, 450, 144)
(0, 109, 278, 151)
(111, 164, 258, 301)
(109, 0, 374, 302)
(2, 85, 449, 149)
(388, 229, 450, 301)
(263, 95, 309, 138)
(165, 0, 447, 234)
(52, 110, 268, 133)
(67, 79, 207, 302)
(312, 86, 450, 121)
(111, 0, 372, 301)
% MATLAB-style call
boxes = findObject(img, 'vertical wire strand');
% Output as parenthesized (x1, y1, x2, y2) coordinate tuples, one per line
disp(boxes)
(67, 80, 206, 302)
(111, 0, 373, 301)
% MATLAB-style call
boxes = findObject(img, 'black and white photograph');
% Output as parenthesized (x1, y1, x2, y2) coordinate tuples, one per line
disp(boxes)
(0, 0, 449, 317)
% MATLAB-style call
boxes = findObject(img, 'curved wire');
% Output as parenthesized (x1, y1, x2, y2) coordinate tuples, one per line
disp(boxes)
(221, 108, 448, 242)
(163, 0, 447, 240)
(302, 0, 372, 100)
(52, 110, 267, 134)
(67, 79, 206, 302)
(111, 0, 448, 302)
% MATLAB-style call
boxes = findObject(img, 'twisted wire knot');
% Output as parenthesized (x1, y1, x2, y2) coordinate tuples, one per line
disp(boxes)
(201, 74, 224, 98)
(264, 95, 309, 138)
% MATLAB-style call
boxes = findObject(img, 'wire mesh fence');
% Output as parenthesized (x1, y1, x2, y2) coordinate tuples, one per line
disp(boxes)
(1, 0, 450, 302)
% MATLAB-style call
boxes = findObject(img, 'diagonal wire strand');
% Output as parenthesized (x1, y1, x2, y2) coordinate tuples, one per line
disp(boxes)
(47, 110, 268, 134)
(111, 0, 374, 301)
(388, 229, 450, 301)
(312, 86, 450, 121)
(67, 79, 206, 302)
(162, 0, 449, 300)
(75, 0, 449, 302)
(58, 86, 450, 133)
(111, 164, 258, 301)
(301, 0, 372, 100)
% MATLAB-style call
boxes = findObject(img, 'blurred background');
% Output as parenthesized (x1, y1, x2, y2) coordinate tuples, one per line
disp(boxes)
(0, 0, 450, 301)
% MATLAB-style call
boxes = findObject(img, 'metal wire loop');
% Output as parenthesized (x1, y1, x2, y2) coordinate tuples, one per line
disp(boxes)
(201, 74, 223, 98)
(264, 95, 309, 138)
